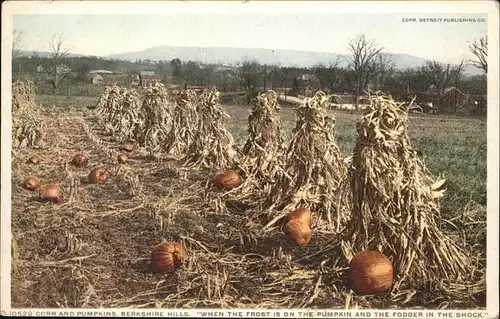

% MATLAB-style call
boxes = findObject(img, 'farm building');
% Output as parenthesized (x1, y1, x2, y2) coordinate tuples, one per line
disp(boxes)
(136, 71, 161, 88)
(89, 73, 104, 85)
(131, 75, 140, 86)
(293, 74, 321, 97)
(416, 86, 469, 112)
(442, 86, 468, 109)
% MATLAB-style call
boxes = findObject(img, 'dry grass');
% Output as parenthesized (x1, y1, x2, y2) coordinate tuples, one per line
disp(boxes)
(10, 108, 349, 309)
(9, 91, 487, 310)
(340, 92, 485, 307)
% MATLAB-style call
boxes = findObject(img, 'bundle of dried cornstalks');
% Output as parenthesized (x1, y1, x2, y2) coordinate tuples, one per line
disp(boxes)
(263, 91, 349, 231)
(98, 85, 123, 124)
(98, 87, 144, 142)
(240, 90, 286, 192)
(341, 92, 483, 301)
(94, 86, 112, 113)
(138, 83, 172, 151)
(12, 81, 45, 148)
(162, 90, 199, 156)
(182, 90, 236, 171)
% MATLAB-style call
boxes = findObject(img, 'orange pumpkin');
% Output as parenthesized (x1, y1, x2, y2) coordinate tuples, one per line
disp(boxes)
(117, 153, 128, 164)
(151, 242, 186, 272)
(214, 170, 242, 190)
(71, 153, 89, 167)
(23, 175, 40, 191)
(283, 219, 312, 246)
(348, 250, 394, 295)
(88, 167, 110, 184)
(121, 142, 134, 153)
(28, 155, 40, 165)
(39, 184, 62, 203)
(286, 207, 312, 227)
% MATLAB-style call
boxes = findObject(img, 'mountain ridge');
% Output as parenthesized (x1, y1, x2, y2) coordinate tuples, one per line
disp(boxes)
(18, 45, 484, 76)
(107, 45, 484, 76)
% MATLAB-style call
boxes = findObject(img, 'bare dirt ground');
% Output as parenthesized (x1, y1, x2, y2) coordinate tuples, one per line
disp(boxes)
(10, 103, 486, 309)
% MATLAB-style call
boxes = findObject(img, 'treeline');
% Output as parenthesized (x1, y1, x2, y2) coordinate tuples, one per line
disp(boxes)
(12, 33, 487, 115)
(13, 54, 486, 113)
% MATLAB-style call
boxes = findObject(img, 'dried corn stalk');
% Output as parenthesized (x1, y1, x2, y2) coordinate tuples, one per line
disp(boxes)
(111, 88, 144, 142)
(12, 81, 45, 148)
(138, 83, 172, 151)
(94, 86, 112, 113)
(240, 90, 286, 192)
(181, 90, 236, 171)
(96, 85, 123, 134)
(94, 86, 145, 143)
(162, 90, 199, 156)
(341, 92, 482, 299)
(12, 80, 37, 113)
(263, 91, 349, 230)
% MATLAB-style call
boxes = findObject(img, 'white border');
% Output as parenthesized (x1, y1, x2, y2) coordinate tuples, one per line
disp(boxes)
(1, 1, 499, 318)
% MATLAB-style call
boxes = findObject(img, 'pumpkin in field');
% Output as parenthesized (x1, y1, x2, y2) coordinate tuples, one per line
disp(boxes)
(39, 184, 62, 203)
(283, 219, 312, 246)
(23, 175, 40, 191)
(347, 250, 394, 295)
(286, 207, 312, 227)
(121, 142, 134, 153)
(151, 242, 186, 272)
(88, 167, 110, 184)
(117, 153, 128, 164)
(71, 153, 89, 167)
(214, 170, 242, 190)
(28, 155, 40, 165)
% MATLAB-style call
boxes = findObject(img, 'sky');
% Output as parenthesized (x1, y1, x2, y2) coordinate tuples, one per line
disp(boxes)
(13, 12, 488, 63)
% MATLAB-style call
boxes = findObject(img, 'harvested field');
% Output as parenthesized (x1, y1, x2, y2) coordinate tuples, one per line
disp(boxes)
(10, 92, 487, 309)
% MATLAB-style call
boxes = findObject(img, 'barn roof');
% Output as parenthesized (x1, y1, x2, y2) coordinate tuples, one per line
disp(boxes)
(90, 73, 103, 79)
(443, 86, 467, 96)
(139, 71, 156, 76)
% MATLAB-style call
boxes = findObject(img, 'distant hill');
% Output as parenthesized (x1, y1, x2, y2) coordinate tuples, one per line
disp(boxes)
(19, 50, 89, 59)
(105, 45, 431, 69)
(18, 45, 484, 76)
(106, 45, 483, 75)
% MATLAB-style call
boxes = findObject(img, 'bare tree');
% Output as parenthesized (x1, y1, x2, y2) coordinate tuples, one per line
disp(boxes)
(348, 34, 383, 110)
(449, 60, 466, 112)
(469, 36, 487, 73)
(327, 59, 343, 93)
(386, 67, 427, 100)
(12, 30, 24, 79)
(155, 60, 172, 85)
(49, 33, 71, 95)
(238, 60, 262, 103)
(371, 53, 395, 91)
(203, 63, 217, 87)
(422, 60, 465, 112)
(312, 58, 342, 93)
(12, 29, 23, 57)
